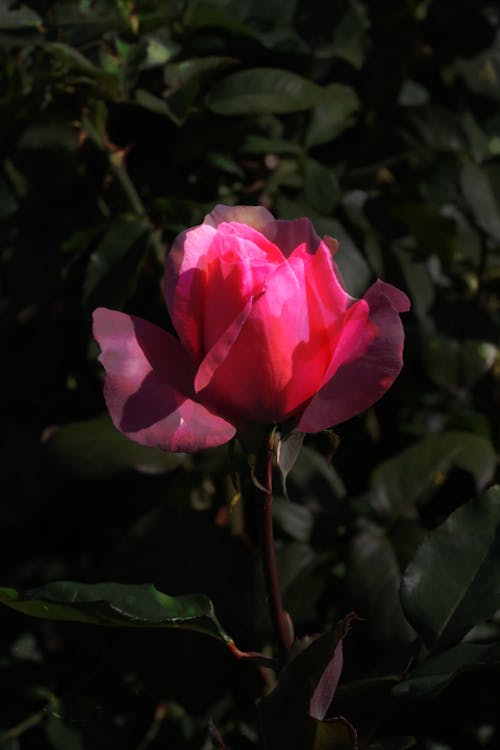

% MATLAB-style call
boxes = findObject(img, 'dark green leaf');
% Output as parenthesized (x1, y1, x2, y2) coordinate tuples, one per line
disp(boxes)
(164, 56, 238, 89)
(456, 42, 500, 103)
(394, 247, 434, 321)
(290, 445, 347, 500)
(461, 163, 500, 241)
(398, 79, 429, 107)
(400, 486, 500, 648)
(46, 415, 187, 480)
(0, 175, 18, 221)
(304, 159, 340, 215)
(135, 88, 184, 125)
(207, 68, 324, 115)
(45, 716, 83, 750)
(347, 522, 417, 649)
(420, 328, 497, 390)
(0, 581, 231, 642)
(306, 84, 359, 147)
(0, 3, 42, 30)
(329, 0, 369, 69)
(393, 640, 500, 699)
(83, 216, 150, 309)
(313, 716, 357, 750)
(370, 432, 497, 522)
(273, 497, 314, 543)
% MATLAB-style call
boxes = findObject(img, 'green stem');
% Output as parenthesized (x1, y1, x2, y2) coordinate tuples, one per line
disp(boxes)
(255, 432, 293, 667)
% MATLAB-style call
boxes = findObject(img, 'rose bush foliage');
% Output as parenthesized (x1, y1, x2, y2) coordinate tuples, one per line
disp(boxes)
(93, 205, 409, 452)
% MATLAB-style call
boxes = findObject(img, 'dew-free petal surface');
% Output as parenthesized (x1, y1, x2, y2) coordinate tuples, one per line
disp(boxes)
(93, 308, 236, 452)
(261, 217, 321, 257)
(203, 204, 274, 230)
(164, 222, 215, 361)
(164, 207, 276, 362)
(298, 280, 410, 432)
(197, 258, 322, 424)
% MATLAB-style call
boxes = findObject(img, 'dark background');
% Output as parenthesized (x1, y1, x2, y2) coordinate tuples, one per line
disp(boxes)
(1, 0, 499, 748)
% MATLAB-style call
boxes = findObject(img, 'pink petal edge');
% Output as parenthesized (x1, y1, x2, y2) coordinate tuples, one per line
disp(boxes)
(93, 308, 235, 453)
(298, 280, 410, 432)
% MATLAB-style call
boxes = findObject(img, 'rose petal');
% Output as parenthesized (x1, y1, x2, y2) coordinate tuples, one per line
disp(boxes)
(164, 223, 215, 361)
(164, 207, 277, 362)
(204, 204, 274, 230)
(197, 258, 330, 424)
(260, 217, 322, 257)
(202, 223, 283, 351)
(194, 295, 254, 393)
(298, 280, 410, 432)
(93, 308, 236, 452)
(290, 238, 348, 322)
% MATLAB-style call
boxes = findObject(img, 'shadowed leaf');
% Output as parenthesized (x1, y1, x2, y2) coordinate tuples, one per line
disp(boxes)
(0, 581, 232, 642)
(207, 68, 324, 115)
(400, 486, 500, 648)
(46, 415, 187, 480)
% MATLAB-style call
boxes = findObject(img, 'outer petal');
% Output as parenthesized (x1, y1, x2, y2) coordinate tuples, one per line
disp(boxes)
(260, 217, 322, 257)
(298, 280, 410, 432)
(93, 308, 236, 453)
(203, 204, 274, 230)
(164, 222, 215, 361)
(164, 205, 275, 361)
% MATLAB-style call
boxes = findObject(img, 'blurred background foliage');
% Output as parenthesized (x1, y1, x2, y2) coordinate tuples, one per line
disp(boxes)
(1, 0, 500, 747)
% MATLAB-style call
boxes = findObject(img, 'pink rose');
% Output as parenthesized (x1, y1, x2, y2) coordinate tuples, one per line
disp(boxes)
(93, 205, 409, 452)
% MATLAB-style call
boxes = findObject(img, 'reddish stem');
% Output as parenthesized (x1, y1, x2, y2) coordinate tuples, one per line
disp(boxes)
(255, 432, 293, 667)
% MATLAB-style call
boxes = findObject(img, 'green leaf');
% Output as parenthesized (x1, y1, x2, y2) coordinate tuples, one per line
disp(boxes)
(306, 84, 359, 147)
(370, 432, 497, 522)
(347, 522, 417, 649)
(0, 175, 18, 221)
(456, 43, 500, 103)
(46, 415, 187, 480)
(207, 68, 324, 115)
(290, 445, 347, 500)
(0, 3, 42, 30)
(164, 56, 239, 89)
(329, 0, 369, 69)
(313, 717, 357, 750)
(461, 163, 500, 242)
(420, 328, 498, 390)
(393, 640, 500, 699)
(0, 581, 231, 642)
(242, 134, 302, 155)
(394, 247, 434, 321)
(400, 486, 500, 648)
(304, 159, 340, 215)
(273, 497, 314, 543)
(184, 4, 259, 38)
(398, 79, 429, 107)
(47, 42, 112, 81)
(45, 716, 84, 750)
(135, 88, 184, 125)
(142, 30, 180, 69)
(83, 216, 150, 309)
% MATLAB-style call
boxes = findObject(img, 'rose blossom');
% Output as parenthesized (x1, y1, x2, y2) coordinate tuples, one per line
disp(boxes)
(93, 205, 409, 452)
